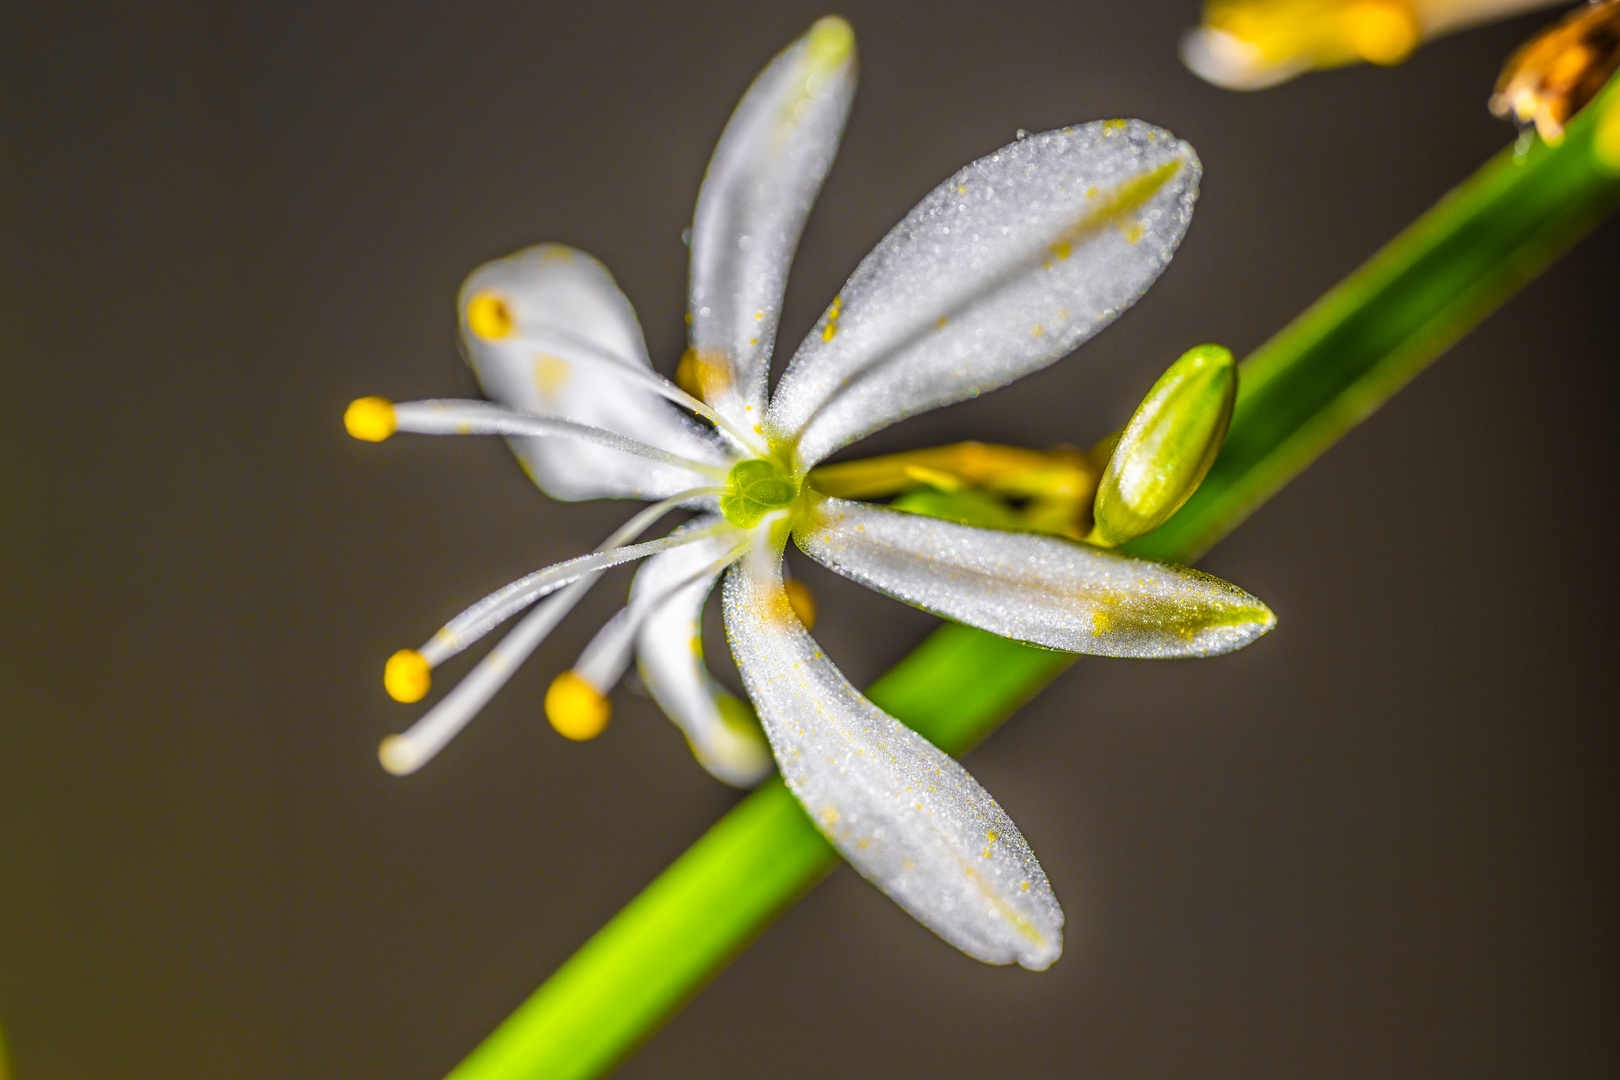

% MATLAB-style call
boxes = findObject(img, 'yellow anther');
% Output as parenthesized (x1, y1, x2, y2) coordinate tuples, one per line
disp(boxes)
(676, 347, 731, 403)
(783, 577, 817, 630)
(546, 671, 611, 740)
(383, 649, 431, 703)
(377, 735, 421, 776)
(466, 290, 514, 340)
(344, 396, 396, 442)
(806, 15, 854, 69)
(1340, 0, 1416, 65)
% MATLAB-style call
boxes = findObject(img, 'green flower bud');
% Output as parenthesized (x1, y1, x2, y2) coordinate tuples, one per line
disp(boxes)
(1091, 343, 1236, 547)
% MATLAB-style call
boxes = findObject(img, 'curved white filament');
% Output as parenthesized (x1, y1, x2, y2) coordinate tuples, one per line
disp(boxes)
(383, 517, 737, 775)
(419, 508, 729, 664)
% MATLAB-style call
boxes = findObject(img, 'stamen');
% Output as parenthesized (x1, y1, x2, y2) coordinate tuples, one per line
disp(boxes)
(384, 399, 732, 481)
(377, 499, 732, 775)
(379, 576, 596, 775)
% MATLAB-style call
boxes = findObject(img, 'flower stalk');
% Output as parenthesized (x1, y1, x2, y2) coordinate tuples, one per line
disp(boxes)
(446, 72, 1620, 1080)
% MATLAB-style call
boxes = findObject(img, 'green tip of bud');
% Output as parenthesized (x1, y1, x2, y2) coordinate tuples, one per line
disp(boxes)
(805, 15, 855, 69)
(1092, 343, 1237, 547)
(721, 458, 798, 529)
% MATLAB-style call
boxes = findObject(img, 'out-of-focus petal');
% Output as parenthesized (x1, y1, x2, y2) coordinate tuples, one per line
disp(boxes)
(722, 540, 1063, 969)
(686, 16, 857, 431)
(765, 121, 1199, 470)
(459, 243, 729, 500)
(795, 496, 1275, 658)
(633, 520, 771, 786)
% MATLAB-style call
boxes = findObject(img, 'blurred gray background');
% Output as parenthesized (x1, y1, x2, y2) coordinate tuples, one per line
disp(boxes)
(2, 1, 1615, 1077)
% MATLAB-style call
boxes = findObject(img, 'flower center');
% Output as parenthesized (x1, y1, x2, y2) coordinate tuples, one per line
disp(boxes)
(719, 458, 800, 529)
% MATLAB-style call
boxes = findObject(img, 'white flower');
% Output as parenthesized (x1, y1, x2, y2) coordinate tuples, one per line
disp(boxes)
(347, 16, 1275, 970)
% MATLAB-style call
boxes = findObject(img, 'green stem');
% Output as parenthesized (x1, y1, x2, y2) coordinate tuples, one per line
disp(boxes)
(449, 80, 1620, 1080)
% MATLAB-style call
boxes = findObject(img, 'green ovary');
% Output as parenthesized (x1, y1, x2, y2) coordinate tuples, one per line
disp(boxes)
(720, 458, 800, 529)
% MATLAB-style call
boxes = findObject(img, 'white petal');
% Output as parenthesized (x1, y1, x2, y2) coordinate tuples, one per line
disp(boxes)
(766, 122, 1200, 470)
(795, 496, 1275, 658)
(722, 540, 1063, 968)
(688, 17, 856, 428)
(633, 520, 771, 787)
(460, 243, 730, 500)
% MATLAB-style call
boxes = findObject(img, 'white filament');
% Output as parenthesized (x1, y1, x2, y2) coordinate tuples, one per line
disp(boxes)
(418, 491, 726, 664)
(384, 513, 737, 774)
(392, 399, 732, 481)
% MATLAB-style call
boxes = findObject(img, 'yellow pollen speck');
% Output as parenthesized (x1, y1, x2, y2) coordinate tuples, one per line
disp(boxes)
(1091, 609, 1116, 634)
(1342, 0, 1418, 66)
(532, 354, 570, 397)
(384, 649, 431, 703)
(822, 321, 837, 341)
(1019, 881, 1030, 892)
(820, 805, 840, 825)
(936, 315, 948, 330)
(466, 291, 514, 340)
(1104, 118, 1127, 130)
(956, 184, 967, 193)
(1086, 186, 1098, 197)
(1051, 240, 1072, 260)
(546, 671, 611, 740)
(344, 396, 396, 442)
(783, 577, 817, 629)
(1124, 222, 1144, 244)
